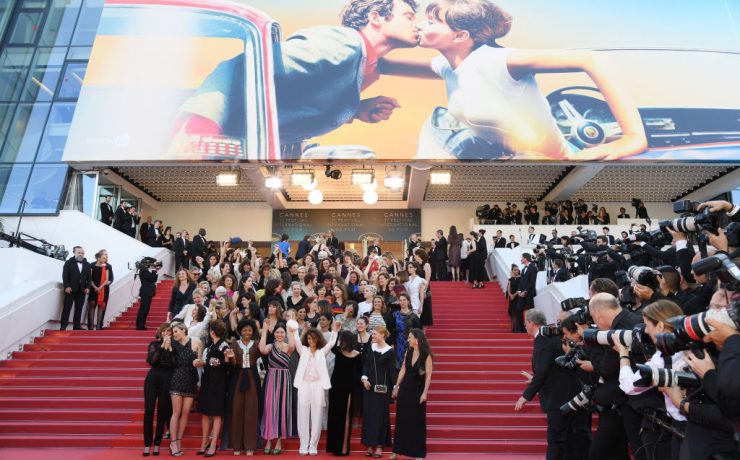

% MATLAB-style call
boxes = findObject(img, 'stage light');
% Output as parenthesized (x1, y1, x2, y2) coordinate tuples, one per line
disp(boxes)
(216, 170, 239, 187)
(265, 167, 283, 190)
(291, 169, 315, 187)
(308, 188, 324, 205)
(325, 165, 342, 180)
(384, 168, 404, 191)
(352, 168, 374, 185)
(363, 190, 378, 205)
(429, 169, 452, 185)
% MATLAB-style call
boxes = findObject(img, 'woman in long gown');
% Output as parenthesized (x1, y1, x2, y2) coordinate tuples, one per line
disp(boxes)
(393, 293, 421, 367)
(225, 319, 262, 456)
(447, 226, 462, 282)
(197, 320, 232, 456)
(507, 265, 522, 332)
(258, 321, 295, 454)
(412, 251, 434, 329)
(353, 317, 371, 418)
(361, 326, 397, 458)
(87, 249, 114, 330)
(391, 329, 434, 460)
(326, 331, 362, 456)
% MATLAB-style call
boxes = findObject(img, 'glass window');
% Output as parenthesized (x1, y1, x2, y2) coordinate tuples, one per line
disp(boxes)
(66, 46, 90, 60)
(57, 61, 86, 100)
(22, 47, 66, 102)
(35, 102, 75, 161)
(0, 47, 34, 101)
(0, 104, 16, 153)
(0, 163, 32, 214)
(23, 162, 68, 213)
(40, 0, 83, 47)
(7, 11, 43, 45)
(0, 103, 50, 162)
(21, 0, 48, 7)
(0, 1, 17, 41)
(70, 0, 103, 46)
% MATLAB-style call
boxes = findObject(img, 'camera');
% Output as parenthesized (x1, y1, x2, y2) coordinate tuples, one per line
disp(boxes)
(540, 324, 563, 338)
(655, 308, 739, 355)
(631, 198, 642, 208)
(726, 222, 740, 247)
(659, 208, 720, 236)
(673, 200, 701, 214)
(561, 298, 591, 325)
(614, 270, 637, 307)
(628, 265, 660, 291)
(633, 364, 701, 389)
(475, 204, 490, 219)
(135, 256, 162, 270)
(583, 323, 655, 356)
(560, 384, 597, 415)
(691, 253, 740, 291)
(555, 344, 587, 370)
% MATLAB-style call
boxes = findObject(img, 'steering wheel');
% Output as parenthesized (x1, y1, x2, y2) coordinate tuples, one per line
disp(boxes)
(547, 86, 623, 148)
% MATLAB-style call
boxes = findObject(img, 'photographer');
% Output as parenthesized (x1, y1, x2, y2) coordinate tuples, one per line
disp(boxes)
(136, 259, 159, 330)
(552, 258, 571, 283)
(586, 293, 647, 460)
(515, 309, 584, 460)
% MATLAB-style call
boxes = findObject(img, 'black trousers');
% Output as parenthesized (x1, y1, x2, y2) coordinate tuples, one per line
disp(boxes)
(175, 255, 189, 271)
(431, 259, 447, 281)
(589, 408, 630, 460)
(61, 290, 86, 329)
(136, 295, 153, 330)
(143, 368, 173, 447)
(546, 409, 591, 460)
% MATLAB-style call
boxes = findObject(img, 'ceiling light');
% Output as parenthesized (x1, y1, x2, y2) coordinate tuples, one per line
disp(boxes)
(216, 170, 239, 187)
(361, 179, 378, 192)
(384, 168, 404, 191)
(308, 188, 324, 205)
(302, 178, 318, 191)
(352, 168, 374, 185)
(325, 165, 342, 180)
(291, 169, 315, 186)
(430, 169, 452, 185)
(363, 190, 378, 205)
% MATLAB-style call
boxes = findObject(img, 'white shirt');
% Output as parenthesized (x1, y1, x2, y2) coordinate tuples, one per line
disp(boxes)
(430, 46, 570, 157)
(460, 240, 470, 260)
(404, 275, 426, 313)
(357, 301, 372, 317)
(618, 350, 687, 421)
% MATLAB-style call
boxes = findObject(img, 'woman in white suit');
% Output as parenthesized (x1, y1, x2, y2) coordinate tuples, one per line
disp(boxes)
(290, 320, 341, 456)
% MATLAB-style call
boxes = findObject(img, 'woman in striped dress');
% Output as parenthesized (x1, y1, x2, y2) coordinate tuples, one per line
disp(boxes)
(258, 321, 295, 455)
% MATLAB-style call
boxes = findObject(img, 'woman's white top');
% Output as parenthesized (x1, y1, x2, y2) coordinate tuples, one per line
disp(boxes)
(404, 275, 426, 314)
(618, 350, 687, 421)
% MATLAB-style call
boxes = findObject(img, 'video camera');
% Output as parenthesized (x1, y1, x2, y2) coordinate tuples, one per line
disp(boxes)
(134, 256, 163, 271)
(655, 308, 739, 355)
(583, 323, 655, 356)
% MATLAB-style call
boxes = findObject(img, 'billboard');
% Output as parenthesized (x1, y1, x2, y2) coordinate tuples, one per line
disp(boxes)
(63, 0, 740, 164)
(273, 209, 420, 242)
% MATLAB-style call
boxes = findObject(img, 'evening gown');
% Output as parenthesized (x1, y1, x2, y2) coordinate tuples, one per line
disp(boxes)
(392, 351, 428, 459)
(326, 348, 362, 455)
(229, 340, 262, 452)
(261, 345, 295, 440)
(197, 339, 231, 416)
(394, 311, 420, 367)
(361, 345, 397, 448)
(170, 339, 198, 398)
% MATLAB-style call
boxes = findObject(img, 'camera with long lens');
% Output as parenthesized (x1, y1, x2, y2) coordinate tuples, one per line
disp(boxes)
(633, 364, 701, 389)
(628, 265, 660, 291)
(540, 324, 564, 338)
(655, 308, 739, 355)
(583, 323, 655, 356)
(134, 256, 163, 271)
(560, 383, 597, 415)
(658, 200, 722, 236)
(555, 343, 588, 370)
(691, 253, 740, 291)
(614, 270, 637, 307)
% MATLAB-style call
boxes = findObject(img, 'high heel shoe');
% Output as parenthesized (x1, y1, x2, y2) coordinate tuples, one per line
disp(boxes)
(152, 446, 160, 456)
(143, 446, 151, 457)
(197, 441, 211, 455)
(169, 440, 183, 457)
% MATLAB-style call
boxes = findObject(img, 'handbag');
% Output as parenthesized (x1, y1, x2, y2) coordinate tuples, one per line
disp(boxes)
(372, 350, 388, 394)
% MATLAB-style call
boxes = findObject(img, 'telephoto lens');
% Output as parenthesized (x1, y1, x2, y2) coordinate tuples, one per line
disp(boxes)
(539, 325, 563, 338)
(582, 329, 635, 349)
(560, 384, 597, 415)
(634, 364, 701, 389)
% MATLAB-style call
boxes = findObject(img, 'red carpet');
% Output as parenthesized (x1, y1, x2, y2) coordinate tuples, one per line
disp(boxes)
(0, 280, 545, 456)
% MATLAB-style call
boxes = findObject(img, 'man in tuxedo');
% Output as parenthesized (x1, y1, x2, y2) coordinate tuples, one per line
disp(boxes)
(99, 196, 114, 226)
(113, 201, 128, 233)
(173, 229, 190, 270)
(601, 227, 615, 245)
(407, 233, 423, 261)
(125, 206, 140, 238)
(493, 230, 507, 248)
(518, 253, 538, 312)
(506, 235, 520, 249)
(430, 229, 448, 281)
(515, 309, 584, 460)
(191, 228, 208, 265)
(140, 216, 152, 243)
(526, 226, 544, 246)
(61, 246, 91, 330)
(367, 237, 382, 256)
(552, 259, 570, 283)
(617, 207, 630, 219)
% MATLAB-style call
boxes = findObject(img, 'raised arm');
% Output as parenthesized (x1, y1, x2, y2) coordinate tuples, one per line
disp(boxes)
(506, 49, 647, 161)
(258, 322, 272, 355)
(379, 57, 439, 79)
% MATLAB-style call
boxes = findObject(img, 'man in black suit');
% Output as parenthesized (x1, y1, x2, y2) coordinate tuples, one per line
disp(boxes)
(125, 206, 140, 238)
(601, 227, 615, 245)
(99, 196, 114, 226)
(61, 246, 91, 330)
(515, 309, 584, 460)
(191, 228, 208, 265)
(518, 253, 538, 311)
(493, 230, 507, 248)
(506, 235, 519, 249)
(635, 201, 649, 219)
(617, 207, 630, 219)
(173, 229, 191, 270)
(326, 230, 339, 253)
(113, 201, 128, 233)
(430, 229, 449, 281)
(145, 220, 162, 247)
(140, 216, 152, 243)
(135, 264, 159, 330)
(552, 258, 570, 283)
(296, 234, 312, 260)
(367, 237, 382, 256)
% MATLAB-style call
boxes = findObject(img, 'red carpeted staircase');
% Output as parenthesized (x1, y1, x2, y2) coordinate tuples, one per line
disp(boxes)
(0, 280, 545, 454)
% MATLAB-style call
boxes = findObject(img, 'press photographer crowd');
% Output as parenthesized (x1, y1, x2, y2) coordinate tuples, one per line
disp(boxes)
(512, 198, 740, 460)
(475, 197, 649, 225)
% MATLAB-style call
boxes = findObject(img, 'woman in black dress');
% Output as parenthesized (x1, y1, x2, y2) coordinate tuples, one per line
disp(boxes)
(161, 226, 174, 251)
(168, 322, 202, 457)
(87, 249, 113, 330)
(168, 269, 197, 317)
(391, 329, 433, 460)
(326, 331, 362, 456)
(413, 250, 433, 329)
(361, 326, 397, 458)
(469, 230, 488, 289)
(197, 320, 232, 456)
(507, 265, 522, 333)
(142, 323, 175, 457)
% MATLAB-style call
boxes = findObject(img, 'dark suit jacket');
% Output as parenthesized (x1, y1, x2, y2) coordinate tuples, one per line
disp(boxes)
(145, 227, 162, 247)
(431, 237, 448, 261)
(174, 237, 190, 257)
(618, 213, 630, 219)
(506, 242, 519, 249)
(191, 234, 208, 260)
(327, 236, 339, 250)
(296, 239, 312, 259)
(519, 263, 538, 308)
(523, 334, 581, 412)
(367, 245, 382, 256)
(100, 202, 114, 225)
(113, 207, 127, 232)
(493, 237, 506, 248)
(553, 268, 570, 282)
(62, 257, 91, 294)
(138, 268, 158, 298)
(140, 222, 151, 242)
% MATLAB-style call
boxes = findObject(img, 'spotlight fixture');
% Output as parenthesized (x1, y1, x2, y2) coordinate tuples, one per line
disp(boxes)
(383, 167, 404, 191)
(265, 167, 283, 190)
(216, 170, 240, 187)
(308, 188, 324, 205)
(290, 168, 315, 187)
(429, 169, 452, 185)
(325, 164, 342, 180)
(351, 167, 374, 185)
(363, 189, 378, 205)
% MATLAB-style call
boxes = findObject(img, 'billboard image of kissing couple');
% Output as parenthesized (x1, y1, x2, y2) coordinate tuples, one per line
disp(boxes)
(63, 0, 740, 164)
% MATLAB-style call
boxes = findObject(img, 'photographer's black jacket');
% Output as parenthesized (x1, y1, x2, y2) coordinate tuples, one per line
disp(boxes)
(683, 368, 737, 460)
(138, 268, 158, 298)
(523, 334, 581, 412)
